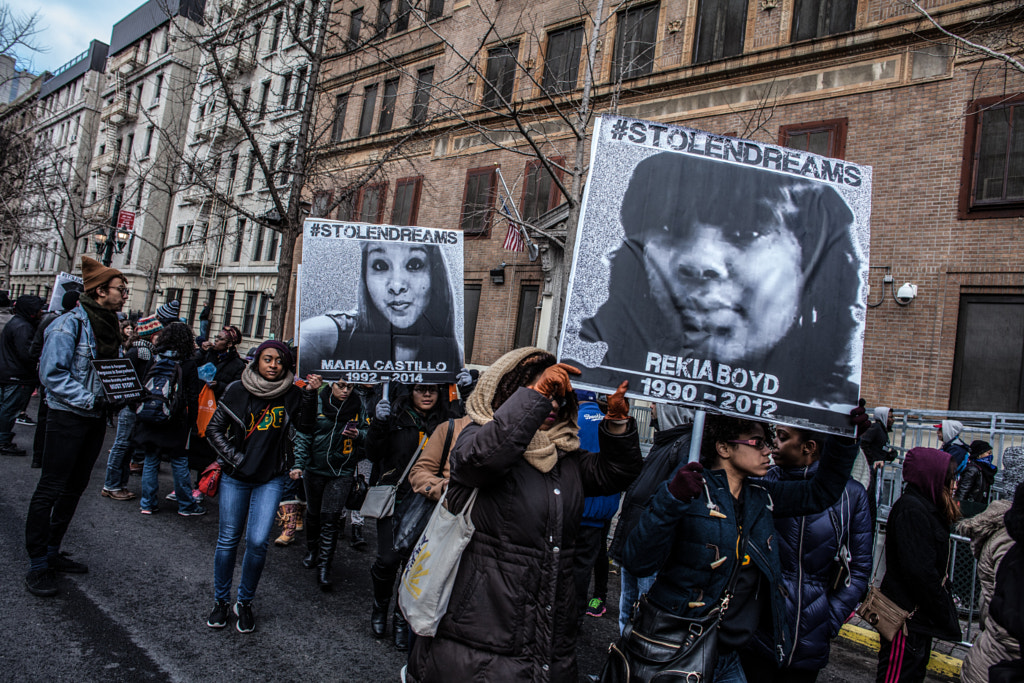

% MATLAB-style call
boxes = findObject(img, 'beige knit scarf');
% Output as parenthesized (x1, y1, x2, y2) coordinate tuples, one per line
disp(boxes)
(466, 346, 580, 473)
(241, 363, 295, 399)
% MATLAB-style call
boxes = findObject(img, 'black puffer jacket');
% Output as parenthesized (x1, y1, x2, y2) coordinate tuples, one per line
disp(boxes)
(193, 347, 246, 400)
(0, 299, 42, 384)
(206, 378, 315, 482)
(880, 483, 961, 640)
(750, 462, 873, 670)
(408, 387, 642, 683)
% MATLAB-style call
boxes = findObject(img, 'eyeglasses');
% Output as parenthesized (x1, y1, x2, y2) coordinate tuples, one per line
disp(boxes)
(109, 285, 129, 296)
(412, 386, 438, 395)
(726, 438, 771, 451)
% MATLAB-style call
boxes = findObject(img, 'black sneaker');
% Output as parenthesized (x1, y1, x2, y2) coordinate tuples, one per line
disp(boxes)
(16, 414, 35, 426)
(234, 602, 255, 633)
(50, 552, 88, 574)
(25, 568, 58, 597)
(0, 443, 26, 456)
(207, 600, 230, 628)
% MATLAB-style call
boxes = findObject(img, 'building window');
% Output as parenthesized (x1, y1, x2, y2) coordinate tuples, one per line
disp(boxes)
(278, 141, 293, 186)
(232, 218, 245, 261)
(358, 84, 378, 137)
(252, 225, 265, 260)
(779, 118, 847, 159)
(258, 81, 271, 120)
(520, 159, 564, 221)
(187, 289, 201, 326)
(348, 8, 363, 48)
(294, 67, 307, 109)
(376, 0, 392, 34)
(693, 0, 747, 64)
(143, 126, 154, 156)
(242, 291, 259, 336)
(612, 3, 659, 81)
(270, 13, 283, 51)
(464, 283, 481, 363)
(483, 42, 519, 108)
(791, 0, 856, 42)
(265, 228, 279, 261)
(961, 95, 1024, 217)
(378, 78, 399, 132)
(267, 143, 280, 187)
(951, 294, 1024, 412)
(513, 284, 540, 348)
(460, 166, 497, 237)
(331, 93, 348, 142)
(356, 183, 386, 223)
(153, 74, 164, 104)
(391, 177, 423, 225)
(244, 152, 256, 191)
(255, 294, 271, 337)
(543, 25, 584, 93)
(223, 291, 235, 327)
(280, 72, 293, 109)
(411, 67, 433, 125)
(336, 193, 355, 221)
(393, 0, 410, 32)
(427, 0, 444, 20)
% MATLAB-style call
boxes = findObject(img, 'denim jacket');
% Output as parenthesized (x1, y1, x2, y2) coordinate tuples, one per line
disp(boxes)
(39, 306, 106, 418)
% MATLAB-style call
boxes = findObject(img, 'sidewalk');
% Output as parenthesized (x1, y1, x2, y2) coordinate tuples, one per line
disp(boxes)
(838, 616, 968, 680)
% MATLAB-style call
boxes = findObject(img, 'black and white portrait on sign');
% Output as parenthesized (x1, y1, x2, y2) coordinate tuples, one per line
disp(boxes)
(558, 116, 872, 436)
(298, 220, 464, 383)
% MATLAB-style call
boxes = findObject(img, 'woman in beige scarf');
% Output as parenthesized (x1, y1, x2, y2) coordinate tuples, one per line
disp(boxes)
(407, 347, 643, 682)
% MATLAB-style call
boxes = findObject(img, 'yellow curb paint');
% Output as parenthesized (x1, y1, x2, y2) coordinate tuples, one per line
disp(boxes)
(837, 625, 963, 678)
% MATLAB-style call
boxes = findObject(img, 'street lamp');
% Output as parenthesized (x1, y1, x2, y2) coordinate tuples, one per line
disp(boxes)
(93, 228, 131, 267)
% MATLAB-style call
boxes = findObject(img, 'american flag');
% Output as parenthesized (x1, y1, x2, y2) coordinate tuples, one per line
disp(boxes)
(501, 197, 525, 252)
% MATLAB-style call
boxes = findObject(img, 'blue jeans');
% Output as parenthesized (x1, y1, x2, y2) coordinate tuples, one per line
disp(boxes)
(619, 568, 657, 634)
(714, 652, 748, 683)
(214, 474, 286, 603)
(103, 407, 136, 490)
(0, 383, 32, 445)
(140, 451, 199, 513)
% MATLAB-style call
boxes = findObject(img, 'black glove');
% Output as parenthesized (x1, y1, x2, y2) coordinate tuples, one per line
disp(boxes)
(850, 398, 870, 438)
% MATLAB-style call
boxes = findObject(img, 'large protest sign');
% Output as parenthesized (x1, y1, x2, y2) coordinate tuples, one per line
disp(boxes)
(558, 115, 872, 436)
(298, 220, 464, 383)
(48, 272, 84, 312)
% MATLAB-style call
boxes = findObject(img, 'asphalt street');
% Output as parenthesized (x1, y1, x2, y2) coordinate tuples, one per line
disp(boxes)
(0, 396, 947, 682)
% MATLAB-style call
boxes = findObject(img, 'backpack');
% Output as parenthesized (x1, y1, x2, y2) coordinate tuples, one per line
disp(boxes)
(136, 356, 185, 424)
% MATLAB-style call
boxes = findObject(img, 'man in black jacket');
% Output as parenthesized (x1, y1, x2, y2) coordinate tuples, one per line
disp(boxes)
(0, 295, 43, 456)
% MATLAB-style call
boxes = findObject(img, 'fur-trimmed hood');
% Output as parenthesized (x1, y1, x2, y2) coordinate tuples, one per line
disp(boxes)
(958, 499, 1013, 559)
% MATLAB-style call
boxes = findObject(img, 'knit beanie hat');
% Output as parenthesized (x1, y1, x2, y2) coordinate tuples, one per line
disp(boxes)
(136, 315, 163, 338)
(156, 300, 181, 323)
(81, 256, 124, 292)
(970, 440, 993, 459)
(252, 339, 294, 371)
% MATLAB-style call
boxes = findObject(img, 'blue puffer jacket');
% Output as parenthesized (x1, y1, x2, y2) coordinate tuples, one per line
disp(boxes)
(750, 462, 873, 671)
(622, 437, 857, 663)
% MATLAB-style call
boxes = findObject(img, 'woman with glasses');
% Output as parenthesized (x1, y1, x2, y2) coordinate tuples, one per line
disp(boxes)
(613, 413, 860, 682)
(366, 382, 450, 650)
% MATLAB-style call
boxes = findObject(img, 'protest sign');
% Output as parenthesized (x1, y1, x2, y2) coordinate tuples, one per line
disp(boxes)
(297, 220, 464, 383)
(558, 115, 872, 436)
(48, 272, 84, 312)
(92, 359, 144, 401)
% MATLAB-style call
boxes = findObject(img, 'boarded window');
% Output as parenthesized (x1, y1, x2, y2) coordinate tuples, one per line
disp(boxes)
(693, 0, 747, 64)
(543, 25, 584, 93)
(612, 3, 658, 81)
(951, 295, 1024, 412)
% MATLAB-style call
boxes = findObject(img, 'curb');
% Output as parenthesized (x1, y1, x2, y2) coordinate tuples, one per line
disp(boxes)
(837, 624, 963, 679)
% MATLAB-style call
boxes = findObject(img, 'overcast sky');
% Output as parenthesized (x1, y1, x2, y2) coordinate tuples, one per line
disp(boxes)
(8, 0, 146, 74)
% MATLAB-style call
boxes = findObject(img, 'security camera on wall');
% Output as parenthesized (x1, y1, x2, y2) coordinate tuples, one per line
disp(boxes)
(895, 282, 917, 305)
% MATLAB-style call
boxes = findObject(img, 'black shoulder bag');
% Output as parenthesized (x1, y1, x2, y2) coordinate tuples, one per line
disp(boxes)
(599, 534, 749, 683)
(392, 418, 455, 555)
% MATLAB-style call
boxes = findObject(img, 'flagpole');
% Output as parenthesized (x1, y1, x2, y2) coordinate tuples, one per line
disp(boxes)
(495, 167, 536, 257)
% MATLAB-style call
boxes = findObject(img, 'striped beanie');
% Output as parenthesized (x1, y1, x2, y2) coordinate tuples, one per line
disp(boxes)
(136, 315, 163, 338)
(156, 300, 181, 323)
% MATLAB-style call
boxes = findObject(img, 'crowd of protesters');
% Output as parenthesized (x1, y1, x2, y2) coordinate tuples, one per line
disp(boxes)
(3, 255, 1023, 682)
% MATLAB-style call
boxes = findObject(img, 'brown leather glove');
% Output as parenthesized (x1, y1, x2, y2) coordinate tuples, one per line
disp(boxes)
(605, 381, 630, 421)
(528, 363, 581, 399)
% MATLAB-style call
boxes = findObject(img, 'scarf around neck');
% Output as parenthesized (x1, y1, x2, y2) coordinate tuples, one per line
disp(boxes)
(241, 362, 295, 399)
(79, 293, 121, 359)
(467, 346, 580, 473)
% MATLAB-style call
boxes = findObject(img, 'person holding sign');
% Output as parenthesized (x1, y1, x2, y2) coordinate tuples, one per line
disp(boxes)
(204, 341, 318, 633)
(26, 257, 129, 598)
(407, 348, 642, 682)
(301, 242, 461, 378)
(608, 410, 866, 682)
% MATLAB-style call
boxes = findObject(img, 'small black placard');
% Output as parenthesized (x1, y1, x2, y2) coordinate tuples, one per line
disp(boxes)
(91, 359, 144, 401)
